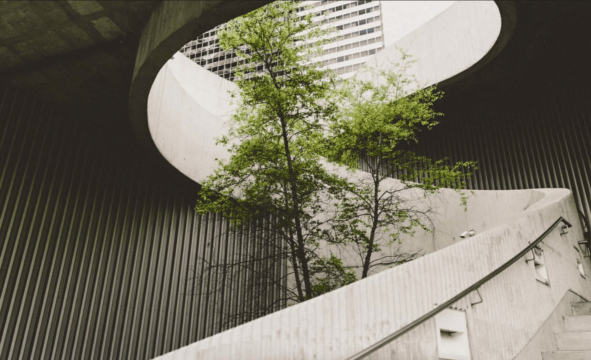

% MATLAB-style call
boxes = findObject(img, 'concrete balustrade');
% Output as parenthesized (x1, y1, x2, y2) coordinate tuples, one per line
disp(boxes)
(135, 1, 591, 359)
(151, 187, 590, 359)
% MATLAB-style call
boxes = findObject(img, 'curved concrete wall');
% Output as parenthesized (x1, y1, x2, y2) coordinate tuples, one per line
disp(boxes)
(148, 52, 549, 259)
(154, 184, 591, 360)
(148, 53, 236, 184)
(130, 0, 272, 157)
(146, 1, 509, 186)
(365, 1, 505, 88)
(136, 2, 591, 359)
(146, 0, 518, 255)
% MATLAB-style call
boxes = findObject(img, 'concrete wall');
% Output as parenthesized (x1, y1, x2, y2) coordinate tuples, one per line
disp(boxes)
(130, 0, 272, 158)
(149, 51, 551, 276)
(146, 1, 525, 276)
(513, 291, 586, 360)
(364, 1, 504, 90)
(153, 183, 591, 360)
(146, 1, 507, 187)
(142, 1, 591, 359)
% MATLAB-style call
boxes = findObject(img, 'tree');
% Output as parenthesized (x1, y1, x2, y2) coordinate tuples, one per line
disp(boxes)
(195, 0, 355, 317)
(194, 3, 476, 329)
(325, 52, 477, 279)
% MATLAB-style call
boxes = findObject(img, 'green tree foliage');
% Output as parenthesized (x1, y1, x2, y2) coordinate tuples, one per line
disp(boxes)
(326, 52, 477, 279)
(195, 2, 477, 327)
(195, 1, 355, 305)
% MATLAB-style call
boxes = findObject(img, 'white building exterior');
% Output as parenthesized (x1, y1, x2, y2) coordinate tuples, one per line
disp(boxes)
(179, 0, 385, 80)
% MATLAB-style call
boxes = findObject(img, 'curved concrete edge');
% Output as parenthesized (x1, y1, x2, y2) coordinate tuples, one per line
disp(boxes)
(152, 188, 591, 360)
(148, 53, 236, 183)
(129, 0, 272, 158)
(146, 1, 508, 185)
(363, 1, 511, 90)
(439, 0, 516, 89)
(145, 0, 530, 252)
(131, 1, 515, 173)
(150, 54, 558, 253)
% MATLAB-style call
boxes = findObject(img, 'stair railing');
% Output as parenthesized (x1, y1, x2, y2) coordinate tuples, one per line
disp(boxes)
(345, 216, 572, 360)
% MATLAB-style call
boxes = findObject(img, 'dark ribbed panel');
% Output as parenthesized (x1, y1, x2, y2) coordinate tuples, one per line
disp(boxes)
(0, 85, 282, 360)
(407, 80, 591, 220)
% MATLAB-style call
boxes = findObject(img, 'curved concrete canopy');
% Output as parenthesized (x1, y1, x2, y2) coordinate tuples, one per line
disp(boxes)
(143, 1, 511, 185)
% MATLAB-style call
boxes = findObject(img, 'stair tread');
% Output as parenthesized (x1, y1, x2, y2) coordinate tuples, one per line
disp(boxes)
(555, 331, 591, 351)
(543, 351, 591, 360)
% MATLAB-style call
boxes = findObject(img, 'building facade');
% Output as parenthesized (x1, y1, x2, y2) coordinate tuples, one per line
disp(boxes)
(179, 0, 385, 80)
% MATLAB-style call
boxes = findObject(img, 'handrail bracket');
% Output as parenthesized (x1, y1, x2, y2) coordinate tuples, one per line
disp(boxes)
(470, 288, 483, 306)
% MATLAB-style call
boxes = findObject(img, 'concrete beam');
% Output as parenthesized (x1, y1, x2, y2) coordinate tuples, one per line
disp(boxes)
(128, 0, 272, 160)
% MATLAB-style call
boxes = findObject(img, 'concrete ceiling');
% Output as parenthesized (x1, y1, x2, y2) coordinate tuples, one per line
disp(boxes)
(2, 1, 591, 114)
(0, 0, 161, 108)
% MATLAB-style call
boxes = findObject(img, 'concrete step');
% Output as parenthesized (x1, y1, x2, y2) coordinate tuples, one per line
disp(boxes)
(565, 316, 591, 331)
(572, 302, 591, 316)
(555, 331, 591, 351)
(543, 351, 591, 360)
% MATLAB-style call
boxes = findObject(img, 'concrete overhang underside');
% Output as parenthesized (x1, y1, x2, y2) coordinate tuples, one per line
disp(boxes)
(1, 1, 590, 179)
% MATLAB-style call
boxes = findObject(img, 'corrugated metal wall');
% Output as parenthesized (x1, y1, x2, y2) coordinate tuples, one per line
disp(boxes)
(409, 78, 591, 221)
(0, 85, 283, 360)
(3, 55, 591, 360)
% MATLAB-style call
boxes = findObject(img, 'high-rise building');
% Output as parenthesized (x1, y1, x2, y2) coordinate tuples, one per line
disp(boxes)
(179, 0, 385, 80)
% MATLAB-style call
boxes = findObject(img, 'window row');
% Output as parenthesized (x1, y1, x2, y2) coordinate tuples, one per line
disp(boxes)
(323, 46, 382, 66)
(205, 46, 383, 81)
(192, 0, 378, 45)
(335, 14, 380, 31)
(320, 4, 380, 25)
(299, 0, 374, 14)
(184, 10, 380, 55)
(305, 24, 382, 53)
(183, 23, 382, 71)
(321, 35, 381, 56)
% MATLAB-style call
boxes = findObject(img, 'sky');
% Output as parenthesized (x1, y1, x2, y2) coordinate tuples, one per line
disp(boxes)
(380, 1, 456, 47)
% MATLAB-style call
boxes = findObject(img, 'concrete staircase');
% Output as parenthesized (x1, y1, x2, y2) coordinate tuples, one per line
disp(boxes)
(542, 302, 591, 359)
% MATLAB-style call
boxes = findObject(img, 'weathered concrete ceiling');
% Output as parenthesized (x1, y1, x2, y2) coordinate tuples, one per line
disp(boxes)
(0, 0, 161, 107)
(2, 1, 591, 118)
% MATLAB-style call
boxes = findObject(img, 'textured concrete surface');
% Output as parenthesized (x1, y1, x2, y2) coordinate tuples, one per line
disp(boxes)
(564, 315, 591, 331)
(543, 351, 591, 360)
(540, 301, 591, 359)
(152, 183, 591, 359)
(513, 292, 585, 360)
(572, 302, 591, 316)
(0, 1, 160, 106)
(145, 1, 507, 178)
(363, 1, 507, 91)
(555, 332, 591, 351)
(130, 0, 271, 158)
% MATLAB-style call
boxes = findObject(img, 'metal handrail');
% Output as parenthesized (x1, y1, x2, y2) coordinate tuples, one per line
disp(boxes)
(345, 216, 572, 360)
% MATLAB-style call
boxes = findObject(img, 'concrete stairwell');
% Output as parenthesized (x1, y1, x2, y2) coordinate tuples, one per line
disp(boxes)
(542, 302, 591, 359)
